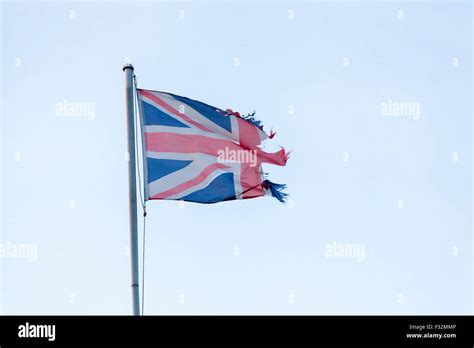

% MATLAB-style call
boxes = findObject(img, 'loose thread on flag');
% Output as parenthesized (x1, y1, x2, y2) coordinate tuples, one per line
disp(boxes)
(262, 180, 288, 203)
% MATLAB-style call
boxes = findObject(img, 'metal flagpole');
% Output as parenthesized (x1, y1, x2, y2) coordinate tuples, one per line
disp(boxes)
(123, 63, 140, 316)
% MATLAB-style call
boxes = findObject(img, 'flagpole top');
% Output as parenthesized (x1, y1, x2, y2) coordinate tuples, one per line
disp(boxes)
(123, 63, 134, 71)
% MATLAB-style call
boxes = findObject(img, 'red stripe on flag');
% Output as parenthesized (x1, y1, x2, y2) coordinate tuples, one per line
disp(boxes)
(145, 132, 242, 157)
(240, 163, 264, 199)
(235, 118, 263, 198)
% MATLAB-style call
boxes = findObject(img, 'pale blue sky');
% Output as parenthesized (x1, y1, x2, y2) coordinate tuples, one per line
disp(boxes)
(0, 0, 472, 314)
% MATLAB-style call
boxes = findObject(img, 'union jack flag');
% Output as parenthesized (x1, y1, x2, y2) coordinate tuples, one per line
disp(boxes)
(137, 89, 289, 203)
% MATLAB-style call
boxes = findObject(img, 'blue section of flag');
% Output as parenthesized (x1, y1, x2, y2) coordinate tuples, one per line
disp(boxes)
(142, 101, 190, 128)
(180, 172, 236, 203)
(147, 158, 192, 183)
(169, 93, 232, 132)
